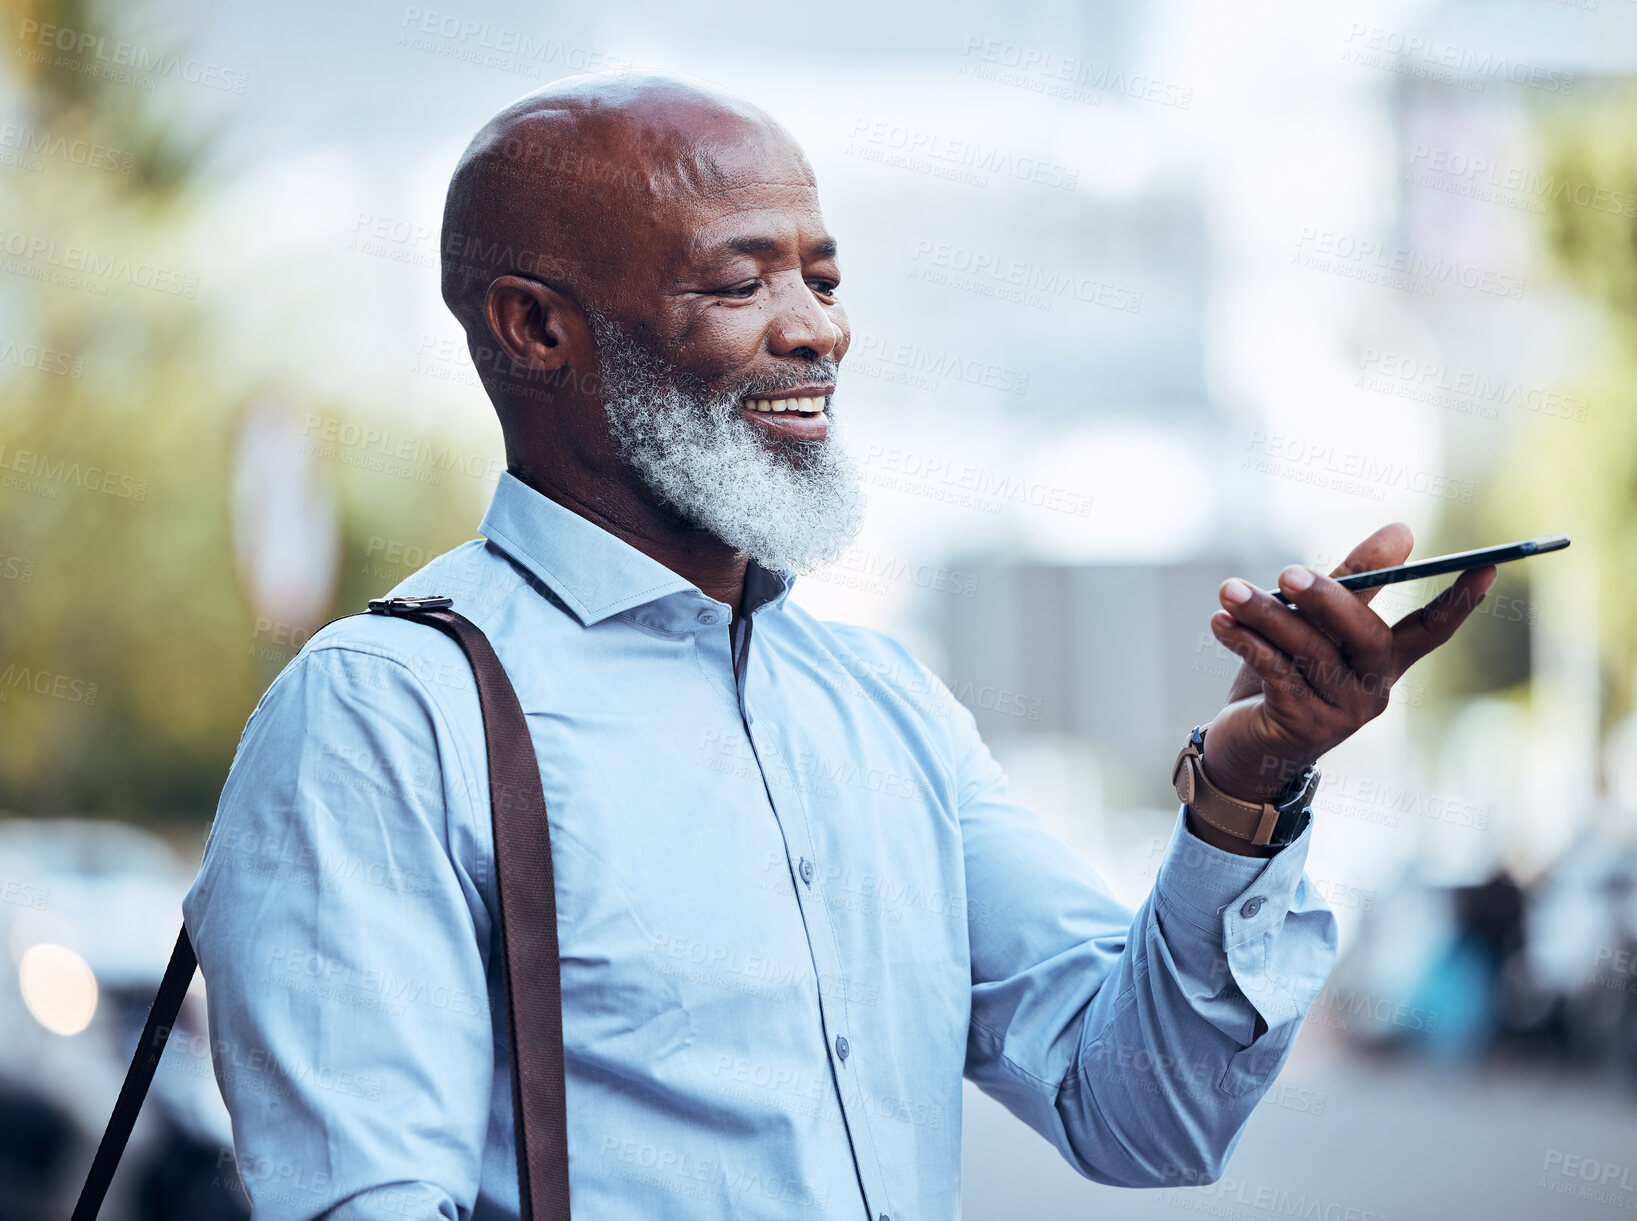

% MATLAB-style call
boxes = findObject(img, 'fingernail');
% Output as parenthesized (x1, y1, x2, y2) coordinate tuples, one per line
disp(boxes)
(1222, 578, 1252, 604)
(1280, 565, 1314, 592)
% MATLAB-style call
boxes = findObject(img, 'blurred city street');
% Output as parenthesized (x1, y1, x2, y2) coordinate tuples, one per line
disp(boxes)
(4, 0, 1637, 1215)
(965, 1046, 1637, 1220)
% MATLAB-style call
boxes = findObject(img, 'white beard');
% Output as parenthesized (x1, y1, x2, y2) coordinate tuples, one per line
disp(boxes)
(590, 313, 866, 576)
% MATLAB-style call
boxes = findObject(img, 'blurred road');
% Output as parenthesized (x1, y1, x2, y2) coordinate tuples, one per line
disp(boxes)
(963, 1037, 1637, 1220)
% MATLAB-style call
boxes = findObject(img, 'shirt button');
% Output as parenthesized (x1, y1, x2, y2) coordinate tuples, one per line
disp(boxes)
(698, 610, 720, 625)
(835, 1035, 850, 1061)
(799, 858, 815, 886)
(1240, 896, 1265, 919)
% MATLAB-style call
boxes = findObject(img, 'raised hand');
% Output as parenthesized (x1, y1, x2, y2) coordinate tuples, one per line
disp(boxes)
(1200, 522, 1497, 808)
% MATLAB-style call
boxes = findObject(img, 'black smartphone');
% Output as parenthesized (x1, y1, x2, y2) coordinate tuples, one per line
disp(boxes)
(1271, 533, 1571, 605)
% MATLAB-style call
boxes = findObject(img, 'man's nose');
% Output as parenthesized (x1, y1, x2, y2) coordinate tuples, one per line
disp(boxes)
(766, 277, 843, 360)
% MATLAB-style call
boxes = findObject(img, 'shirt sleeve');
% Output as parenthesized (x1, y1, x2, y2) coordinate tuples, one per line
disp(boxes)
(958, 697, 1338, 1187)
(181, 637, 495, 1220)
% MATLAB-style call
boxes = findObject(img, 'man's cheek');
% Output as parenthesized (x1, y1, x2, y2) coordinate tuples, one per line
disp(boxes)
(830, 310, 852, 363)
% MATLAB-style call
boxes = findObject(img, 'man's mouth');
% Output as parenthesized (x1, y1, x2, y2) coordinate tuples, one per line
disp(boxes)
(735, 386, 831, 441)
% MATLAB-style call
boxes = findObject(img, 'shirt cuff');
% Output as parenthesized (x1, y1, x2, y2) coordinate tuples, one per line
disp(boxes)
(1154, 803, 1322, 1031)
(1154, 804, 1311, 933)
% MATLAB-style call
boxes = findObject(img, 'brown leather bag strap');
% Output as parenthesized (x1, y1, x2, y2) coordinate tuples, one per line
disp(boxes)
(72, 600, 570, 1221)
(395, 602, 571, 1221)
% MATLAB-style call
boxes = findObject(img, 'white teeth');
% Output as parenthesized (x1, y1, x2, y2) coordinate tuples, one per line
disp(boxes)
(742, 396, 827, 415)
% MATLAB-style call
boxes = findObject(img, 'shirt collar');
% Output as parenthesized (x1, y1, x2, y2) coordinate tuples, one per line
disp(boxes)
(477, 470, 796, 626)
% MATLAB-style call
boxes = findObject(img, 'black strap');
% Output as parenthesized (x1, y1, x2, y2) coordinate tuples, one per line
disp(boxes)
(71, 602, 570, 1220)
(70, 927, 197, 1221)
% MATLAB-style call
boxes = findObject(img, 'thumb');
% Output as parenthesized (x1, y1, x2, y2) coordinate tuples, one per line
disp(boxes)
(1329, 521, 1415, 609)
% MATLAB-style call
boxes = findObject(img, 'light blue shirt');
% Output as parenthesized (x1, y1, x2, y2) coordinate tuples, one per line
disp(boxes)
(182, 470, 1337, 1221)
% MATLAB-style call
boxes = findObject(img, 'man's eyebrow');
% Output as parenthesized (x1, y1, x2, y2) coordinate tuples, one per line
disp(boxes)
(716, 235, 840, 259)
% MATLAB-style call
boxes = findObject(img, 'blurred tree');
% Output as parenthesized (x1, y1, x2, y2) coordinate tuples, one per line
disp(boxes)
(0, 0, 487, 819)
(1466, 85, 1637, 731)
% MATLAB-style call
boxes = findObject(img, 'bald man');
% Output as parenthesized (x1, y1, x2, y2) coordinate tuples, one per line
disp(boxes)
(183, 74, 1496, 1220)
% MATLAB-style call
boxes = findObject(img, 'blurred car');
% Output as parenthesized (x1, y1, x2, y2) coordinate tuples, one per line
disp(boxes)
(0, 818, 246, 1221)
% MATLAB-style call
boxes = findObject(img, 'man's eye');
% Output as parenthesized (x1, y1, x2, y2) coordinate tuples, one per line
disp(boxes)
(718, 282, 761, 298)
(808, 280, 839, 297)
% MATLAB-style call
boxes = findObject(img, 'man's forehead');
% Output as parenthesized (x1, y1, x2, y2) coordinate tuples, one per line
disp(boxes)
(672, 190, 834, 263)
(657, 140, 831, 263)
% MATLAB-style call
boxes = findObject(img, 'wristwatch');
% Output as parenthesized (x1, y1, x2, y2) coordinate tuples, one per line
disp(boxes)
(1171, 723, 1320, 852)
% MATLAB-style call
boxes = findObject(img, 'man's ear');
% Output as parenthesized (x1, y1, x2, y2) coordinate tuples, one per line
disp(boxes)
(483, 275, 593, 375)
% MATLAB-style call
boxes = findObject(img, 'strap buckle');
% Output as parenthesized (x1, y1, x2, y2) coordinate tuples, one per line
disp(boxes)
(368, 595, 454, 616)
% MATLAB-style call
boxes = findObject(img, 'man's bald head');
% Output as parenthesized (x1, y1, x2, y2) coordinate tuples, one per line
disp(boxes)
(437, 72, 858, 581)
(440, 73, 814, 338)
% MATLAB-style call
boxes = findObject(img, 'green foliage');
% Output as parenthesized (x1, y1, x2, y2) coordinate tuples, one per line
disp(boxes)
(1488, 86, 1637, 722)
(0, 0, 490, 818)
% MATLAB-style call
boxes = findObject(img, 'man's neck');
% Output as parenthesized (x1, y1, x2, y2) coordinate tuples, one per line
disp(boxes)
(508, 464, 749, 611)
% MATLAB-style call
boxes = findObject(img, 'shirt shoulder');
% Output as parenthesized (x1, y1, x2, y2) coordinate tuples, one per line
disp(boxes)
(300, 537, 529, 662)
(243, 538, 527, 746)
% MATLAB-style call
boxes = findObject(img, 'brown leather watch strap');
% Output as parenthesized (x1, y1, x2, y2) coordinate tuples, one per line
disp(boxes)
(1172, 724, 1316, 850)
